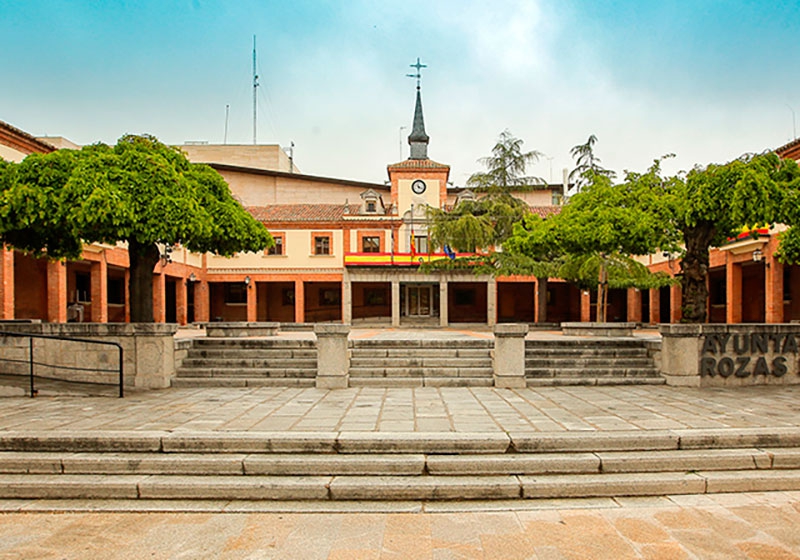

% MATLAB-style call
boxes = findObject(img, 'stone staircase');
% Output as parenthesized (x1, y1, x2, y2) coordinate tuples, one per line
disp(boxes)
(1, 428, 799, 507)
(173, 338, 317, 388)
(526, 338, 664, 386)
(348, 339, 494, 387)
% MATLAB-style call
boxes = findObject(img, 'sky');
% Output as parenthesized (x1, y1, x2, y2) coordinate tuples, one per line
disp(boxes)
(2, 0, 800, 186)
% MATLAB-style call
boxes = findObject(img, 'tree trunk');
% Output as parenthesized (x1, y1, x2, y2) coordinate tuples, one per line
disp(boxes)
(598, 260, 608, 322)
(536, 276, 548, 323)
(679, 224, 716, 323)
(128, 240, 160, 323)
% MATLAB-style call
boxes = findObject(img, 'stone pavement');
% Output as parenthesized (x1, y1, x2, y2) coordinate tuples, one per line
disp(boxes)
(1, 492, 799, 559)
(1, 384, 799, 434)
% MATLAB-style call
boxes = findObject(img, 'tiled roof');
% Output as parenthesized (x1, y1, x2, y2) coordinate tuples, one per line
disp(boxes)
(247, 204, 362, 223)
(776, 137, 800, 161)
(387, 159, 450, 170)
(530, 206, 561, 218)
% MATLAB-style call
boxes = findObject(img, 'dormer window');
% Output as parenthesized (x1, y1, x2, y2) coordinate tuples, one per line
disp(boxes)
(359, 188, 384, 215)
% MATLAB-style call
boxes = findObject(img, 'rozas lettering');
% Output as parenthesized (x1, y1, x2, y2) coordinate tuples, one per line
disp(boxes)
(699, 332, 798, 379)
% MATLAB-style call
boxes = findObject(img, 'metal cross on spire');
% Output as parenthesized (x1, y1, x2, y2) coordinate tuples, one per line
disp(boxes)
(406, 57, 427, 90)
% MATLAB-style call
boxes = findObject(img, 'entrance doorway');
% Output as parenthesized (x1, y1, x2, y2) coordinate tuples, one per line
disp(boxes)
(406, 284, 432, 317)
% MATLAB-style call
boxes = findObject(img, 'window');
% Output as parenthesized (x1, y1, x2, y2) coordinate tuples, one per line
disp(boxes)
(320, 288, 340, 306)
(362, 236, 380, 253)
(267, 234, 284, 255)
(107, 277, 125, 305)
(224, 283, 248, 304)
(313, 234, 331, 255)
(414, 235, 429, 254)
(366, 201, 376, 213)
(75, 272, 91, 303)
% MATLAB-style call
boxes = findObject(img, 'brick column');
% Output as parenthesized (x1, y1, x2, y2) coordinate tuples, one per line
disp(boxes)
(726, 259, 742, 324)
(0, 246, 15, 319)
(152, 273, 166, 323)
(175, 277, 188, 325)
(766, 257, 784, 323)
(195, 280, 210, 323)
(670, 284, 682, 324)
(90, 259, 108, 323)
(650, 289, 660, 324)
(246, 280, 257, 322)
(535, 277, 548, 323)
(627, 288, 642, 323)
(294, 279, 305, 323)
(439, 279, 448, 327)
(580, 291, 591, 322)
(487, 278, 497, 327)
(391, 280, 400, 327)
(46, 260, 68, 323)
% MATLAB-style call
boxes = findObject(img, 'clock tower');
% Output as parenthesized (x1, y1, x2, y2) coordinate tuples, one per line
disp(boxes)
(387, 58, 450, 221)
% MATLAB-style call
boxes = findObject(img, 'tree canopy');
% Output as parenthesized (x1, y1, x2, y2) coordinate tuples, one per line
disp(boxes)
(0, 135, 272, 322)
(568, 135, 616, 194)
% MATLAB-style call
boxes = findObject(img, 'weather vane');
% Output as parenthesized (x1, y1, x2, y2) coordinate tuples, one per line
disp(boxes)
(406, 57, 427, 90)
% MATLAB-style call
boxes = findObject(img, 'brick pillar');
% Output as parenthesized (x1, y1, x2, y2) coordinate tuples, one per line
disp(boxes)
(649, 289, 660, 324)
(627, 288, 642, 323)
(195, 280, 210, 323)
(124, 269, 131, 322)
(535, 277, 548, 323)
(766, 257, 784, 323)
(175, 276, 188, 325)
(391, 280, 400, 327)
(152, 273, 166, 323)
(726, 260, 742, 324)
(46, 260, 68, 323)
(0, 246, 15, 319)
(246, 280, 257, 322)
(580, 290, 591, 322)
(439, 279, 448, 327)
(294, 279, 305, 323)
(90, 259, 108, 323)
(670, 284, 682, 324)
(487, 278, 497, 327)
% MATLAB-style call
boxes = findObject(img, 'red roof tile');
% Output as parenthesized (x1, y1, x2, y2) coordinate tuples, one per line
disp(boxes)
(387, 158, 450, 170)
(247, 204, 366, 223)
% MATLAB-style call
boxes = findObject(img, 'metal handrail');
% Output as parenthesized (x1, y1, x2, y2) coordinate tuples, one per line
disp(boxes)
(0, 331, 123, 398)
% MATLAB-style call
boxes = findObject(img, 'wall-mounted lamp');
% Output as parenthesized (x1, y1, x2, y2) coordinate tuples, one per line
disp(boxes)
(160, 245, 173, 267)
(752, 248, 763, 262)
(244, 276, 251, 287)
(185, 272, 198, 286)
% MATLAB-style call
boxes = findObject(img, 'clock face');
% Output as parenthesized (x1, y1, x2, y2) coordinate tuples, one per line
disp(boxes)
(411, 179, 427, 195)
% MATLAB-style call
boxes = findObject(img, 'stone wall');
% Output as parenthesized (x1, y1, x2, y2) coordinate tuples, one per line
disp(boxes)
(660, 324, 800, 387)
(0, 323, 178, 389)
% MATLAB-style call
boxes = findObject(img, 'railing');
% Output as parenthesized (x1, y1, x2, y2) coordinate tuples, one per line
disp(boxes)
(0, 331, 124, 398)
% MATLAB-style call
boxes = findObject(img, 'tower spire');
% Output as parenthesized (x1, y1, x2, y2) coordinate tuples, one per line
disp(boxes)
(406, 57, 429, 160)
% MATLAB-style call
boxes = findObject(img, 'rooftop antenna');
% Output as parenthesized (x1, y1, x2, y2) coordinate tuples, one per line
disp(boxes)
(289, 141, 295, 173)
(223, 104, 230, 145)
(252, 35, 259, 145)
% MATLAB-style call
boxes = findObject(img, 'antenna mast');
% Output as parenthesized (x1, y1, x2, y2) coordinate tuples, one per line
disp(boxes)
(252, 35, 259, 145)
(223, 104, 230, 145)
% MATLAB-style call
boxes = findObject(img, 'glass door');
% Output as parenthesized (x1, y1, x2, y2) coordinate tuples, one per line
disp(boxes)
(406, 285, 432, 316)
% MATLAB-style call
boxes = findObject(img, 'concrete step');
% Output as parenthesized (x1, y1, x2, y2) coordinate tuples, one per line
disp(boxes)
(194, 339, 315, 349)
(527, 376, 666, 386)
(525, 348, 649, 358)
(171, 378, 316, 388)
(180, 358, 317, 369)
(348, 367, 494, 378)
(3, 470, 800, 500)
(525, 358, 653, 368)
(349, 377, 495, 388)
(174, 367, 316, 378)
(188, 349, 317, 359)
(526, 339, 651, 348)
(350, 348, 491, 359)
(352, 340, 492, 349)
(527, 368, 661, 378)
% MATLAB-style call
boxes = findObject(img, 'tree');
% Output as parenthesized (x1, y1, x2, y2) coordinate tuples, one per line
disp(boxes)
(504, 164, 677, 322)
(0, 135, 272, 322)
(428, 130, 542, 253)
(666, 152, 800, 322)
(568, 135, 616, 194)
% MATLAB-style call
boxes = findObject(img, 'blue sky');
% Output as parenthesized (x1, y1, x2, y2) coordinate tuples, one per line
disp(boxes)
(2, 0, 800, 185)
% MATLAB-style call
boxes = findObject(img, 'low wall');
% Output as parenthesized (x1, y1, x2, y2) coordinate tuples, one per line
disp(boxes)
(660, 324, 800, 387)
(0, 323, 178, 390)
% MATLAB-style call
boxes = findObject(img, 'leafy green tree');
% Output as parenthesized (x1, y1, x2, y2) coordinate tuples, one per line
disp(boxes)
(568, 134, 616, 194)
(0, 135, 272, 322)
(666, 152, 800, 322)
(428, 130, 543, 253)
(505, 164, 677, 322)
